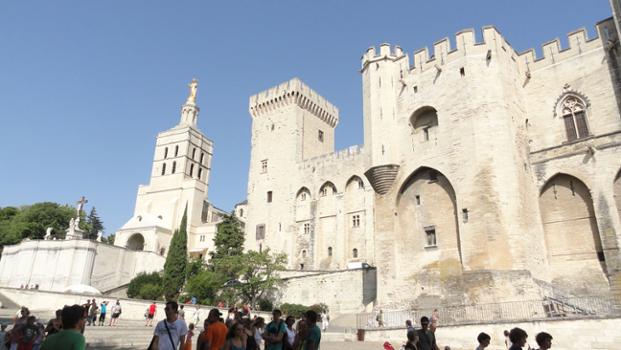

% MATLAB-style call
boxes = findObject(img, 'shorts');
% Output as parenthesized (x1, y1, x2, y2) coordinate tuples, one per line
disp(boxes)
(148, 313, 155, 319)
(112, 313, 120, 319)
(99, 313, 106, 321)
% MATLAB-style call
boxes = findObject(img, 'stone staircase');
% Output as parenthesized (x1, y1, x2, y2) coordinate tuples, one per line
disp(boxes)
(84, 319, 155, 349)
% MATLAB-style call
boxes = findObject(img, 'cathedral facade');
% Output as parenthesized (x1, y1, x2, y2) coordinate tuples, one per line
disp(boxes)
(114, 80, 231, 262)
(244, 16, 621, 307)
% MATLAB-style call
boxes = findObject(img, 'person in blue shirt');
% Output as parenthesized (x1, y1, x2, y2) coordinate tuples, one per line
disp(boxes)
(98, 301, 108, 326)
(304, 310, 321, 350)
(263, 309, 287, 350)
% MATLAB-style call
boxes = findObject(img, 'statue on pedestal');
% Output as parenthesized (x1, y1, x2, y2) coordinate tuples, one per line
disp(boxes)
(96, 231, 103, 242)
(186, 78, 198, 104)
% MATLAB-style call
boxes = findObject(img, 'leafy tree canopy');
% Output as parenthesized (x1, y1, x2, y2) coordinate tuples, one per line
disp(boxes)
(127, 271, 163, 299)
(210, 214, 244, 262)
(0, 202, 75, 245)
(222, 248, 287, 308)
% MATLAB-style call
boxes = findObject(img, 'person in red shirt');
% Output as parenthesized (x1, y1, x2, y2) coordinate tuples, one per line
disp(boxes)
(146, 302, 156, 327)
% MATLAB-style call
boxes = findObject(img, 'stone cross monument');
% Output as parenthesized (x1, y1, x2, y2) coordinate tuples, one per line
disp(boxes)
(66, 196, 88, 240)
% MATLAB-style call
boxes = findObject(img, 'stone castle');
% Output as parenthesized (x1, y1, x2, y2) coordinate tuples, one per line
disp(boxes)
(2, 4, 621, 314)
(243, 14, 621, 307)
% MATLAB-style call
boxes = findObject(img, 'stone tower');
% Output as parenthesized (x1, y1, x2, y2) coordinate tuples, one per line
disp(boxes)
(244, 78, 339, 265)
(115, 79, 214, 256)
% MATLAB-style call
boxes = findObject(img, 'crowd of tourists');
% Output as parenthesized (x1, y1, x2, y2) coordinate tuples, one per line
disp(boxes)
(0, 305, 83, 350)
(0, 299, 123, 350)
(149, 301, 321, 350)
(393, 315, 553, 350)
(0, 300, 322, 350)
(83, 298, 123, 327)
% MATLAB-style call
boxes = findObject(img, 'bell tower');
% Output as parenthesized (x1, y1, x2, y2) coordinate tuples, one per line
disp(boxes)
(115, 79, 214, 255)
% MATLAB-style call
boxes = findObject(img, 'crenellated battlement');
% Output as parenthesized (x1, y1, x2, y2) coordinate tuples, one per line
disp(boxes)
(517, 17, 616, 72)
(249, 78, 339, 128)
(408, 25, 518, 72)
(361, 43, 406, 70)
(298, 145, 364, 170)
(365, 18, 616, 78)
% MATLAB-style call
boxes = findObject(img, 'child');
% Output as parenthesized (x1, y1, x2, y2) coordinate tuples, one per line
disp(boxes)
(476, 332, 491, 350)
(184, 323, 195, 350)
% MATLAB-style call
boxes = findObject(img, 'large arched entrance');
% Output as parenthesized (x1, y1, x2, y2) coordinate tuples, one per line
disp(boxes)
(397, 167, 462, 267)
(126, 233, 145, 251)
(539, 174, 607, 291)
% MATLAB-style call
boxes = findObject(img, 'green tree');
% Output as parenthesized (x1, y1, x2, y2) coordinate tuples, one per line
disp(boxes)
(127, 272, 163, 299)
(226, 249, 287, 308)
(186, 256, 206, 280)
(0, 202, 74, 245)
(162, 207, 189, 300)
(139, 284, 163, 300)
(103, 233, 116, 245)
(210, 214, 244, 261)
(209, 213, 244, 279)
(184, 270, 227, 305)
(86, 207, 104, 240)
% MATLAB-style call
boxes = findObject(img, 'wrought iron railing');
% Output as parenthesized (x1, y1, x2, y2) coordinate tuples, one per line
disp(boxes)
(357, 296, 620, 329)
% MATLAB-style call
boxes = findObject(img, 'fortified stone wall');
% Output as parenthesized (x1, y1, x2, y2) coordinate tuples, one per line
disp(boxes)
(244, 15, 621, 311)
(0, 240, 164, 293)
(274, 268, 376, 314)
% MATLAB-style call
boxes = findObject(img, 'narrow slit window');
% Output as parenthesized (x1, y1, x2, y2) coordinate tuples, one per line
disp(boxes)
(425, 226, 437, 247)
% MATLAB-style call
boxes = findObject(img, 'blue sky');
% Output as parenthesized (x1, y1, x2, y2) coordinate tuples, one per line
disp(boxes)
(0, 1, 612, 235)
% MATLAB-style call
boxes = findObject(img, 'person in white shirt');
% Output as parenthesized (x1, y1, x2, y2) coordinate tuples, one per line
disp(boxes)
(321, 312, 329, 332)
(150, 301, 188, 350)
(285, 316, 296, 348)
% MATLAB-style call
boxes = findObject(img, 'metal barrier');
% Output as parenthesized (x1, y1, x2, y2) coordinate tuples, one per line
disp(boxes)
(357, 296, 620, 329)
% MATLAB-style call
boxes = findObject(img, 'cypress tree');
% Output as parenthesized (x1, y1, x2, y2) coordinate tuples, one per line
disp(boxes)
(162, 206, 189, 300)
(86, 207, 104, 240)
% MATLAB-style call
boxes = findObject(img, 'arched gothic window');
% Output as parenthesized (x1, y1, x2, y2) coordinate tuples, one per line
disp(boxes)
(560, 95, 589, 142)
(164, 147, 168, 159)
(190, 163, 194, 177)
(352, 248, 358, 258)
(174, 145, 179, 157)
(161, 163, 166, 175)
(172, 161, 177, 173)
(198, 167, 203, 180)
(410, 106, 439, 143)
